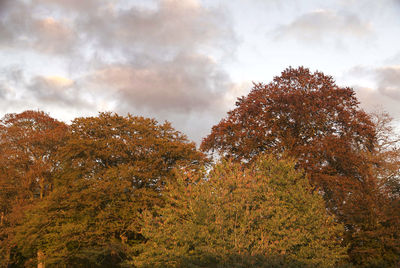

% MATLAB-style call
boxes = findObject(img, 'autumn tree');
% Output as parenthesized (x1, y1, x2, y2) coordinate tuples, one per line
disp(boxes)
(202, 67, 376, 212)
(201, 67, 400, 266)
(369, 112, 400, 198)
(343, 112, 400, 266)
(12, 112, 206, 266)
(0, 110, 68, 266)
(137, 155, 347, 267)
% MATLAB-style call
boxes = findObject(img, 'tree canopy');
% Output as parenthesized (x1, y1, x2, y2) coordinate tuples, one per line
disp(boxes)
(201, 67, 376, 209)
(0, 67, 399, 267)
(201, 67, 400, 266)
(137, 155, 347, 267)
(3, 112, 206, 267)
(0, 110, 68, 266)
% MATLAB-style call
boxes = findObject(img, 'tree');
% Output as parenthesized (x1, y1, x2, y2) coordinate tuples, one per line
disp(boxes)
(12, 112, 206, 266)
(0, 110, 68, 205)
(137, 155, 347, 267)
(201, 67, 376, 213)
(201, 67, 400, 266)
(0, 110, 68, 266)
(369, 112, 400, 199)
(343, 112, 400, 266)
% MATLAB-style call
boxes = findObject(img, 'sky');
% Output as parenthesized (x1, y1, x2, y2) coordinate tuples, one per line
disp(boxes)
(1, 0, 400, 144)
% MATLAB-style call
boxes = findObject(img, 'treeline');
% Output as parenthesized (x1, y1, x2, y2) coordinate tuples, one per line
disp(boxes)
(0, 67, 399, 267)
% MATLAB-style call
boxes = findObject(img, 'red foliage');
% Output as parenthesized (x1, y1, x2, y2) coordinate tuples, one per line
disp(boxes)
(202, 67, 376, 211)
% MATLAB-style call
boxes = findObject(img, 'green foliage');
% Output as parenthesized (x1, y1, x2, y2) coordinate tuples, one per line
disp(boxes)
(137, 155, 347, 267)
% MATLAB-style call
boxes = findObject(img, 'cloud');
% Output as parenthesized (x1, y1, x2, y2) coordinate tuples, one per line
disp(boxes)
(0, 0, 237, 142)
(74, 0, 234, 61)
(32, 17, 76, 54)
(0, 68, 111, 121)
(0, 0, 28, 47)
(374, 66, 400, 100)
(34, 0, 100, 12)
(0, 69, 86, 108)
(354, 86, 400, 119)
(27, 75, 77, 105)
(349, 65, 400, 100)
(91, 52, 230, 113)
(0, 0, 234, 58)
(0, 1, 77, 54)
(0, 82, 6, 98)
(274, 9, 371, 44)
(347, 65, 400, 118)
(0, 67, 23, 99)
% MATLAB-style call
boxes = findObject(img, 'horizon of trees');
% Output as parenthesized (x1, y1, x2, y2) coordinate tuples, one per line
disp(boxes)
(0, 67, 399, 267)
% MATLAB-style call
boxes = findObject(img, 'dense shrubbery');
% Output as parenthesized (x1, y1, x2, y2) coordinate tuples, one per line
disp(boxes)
(0, 68, 399, 267)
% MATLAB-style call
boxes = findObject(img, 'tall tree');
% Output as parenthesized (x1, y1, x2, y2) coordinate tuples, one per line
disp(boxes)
(201, 67, 400, 266)
(344, 112, 400, 266)
(369, 112, 400, 199)
(0, 110, 68, 203)
(201, 67, 376, 214)
(0, 110, 68, 266)
(12, 112, 206, 266)
(137, 155, 347, 267)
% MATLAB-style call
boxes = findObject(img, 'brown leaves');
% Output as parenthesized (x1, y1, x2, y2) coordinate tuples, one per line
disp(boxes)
(0, 110, 67, 210)
(201, 67, 400, 266)
(201, 67, 376, 211)
(58, 112, 206, 189)
(3, 111, 207, 266)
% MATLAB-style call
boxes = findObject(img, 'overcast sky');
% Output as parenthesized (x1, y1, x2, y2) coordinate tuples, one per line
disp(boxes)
(1, 0, 400, 144)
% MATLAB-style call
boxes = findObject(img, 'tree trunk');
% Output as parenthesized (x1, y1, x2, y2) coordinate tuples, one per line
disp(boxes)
(40, 178, 45, 199)
(37, 250, 45, 268)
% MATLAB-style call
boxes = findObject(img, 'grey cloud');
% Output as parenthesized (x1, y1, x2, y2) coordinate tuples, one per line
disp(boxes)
(0, 68, 30, 112)
(354, 86, 400, 119)
(0, 66, 112, 121)
(349, 65, 400, 101)
(1, 0, 234, 59)
(1, 67, 23, 84)
(0, 0, 77, 54)
(76, 0, 234, 60)
(31, 18, 76, 54)
(0, 67, 22, 100)
(34, 0, 100, 13)
(274, 9, 371, 43)
(0, 83, 6, 98)
(91, 52, 230, 113)
(0, 83, 12, 101)
(0, 67, 91, 110)
(27, 76, 78, 106)
(0, 0, 237, 142)
(0, 0, 28, 47)
(374, 67, 400, 100)
(347, 65, 400, 119)
(79, 0, 235, 118)
(383, 52, 400, 65)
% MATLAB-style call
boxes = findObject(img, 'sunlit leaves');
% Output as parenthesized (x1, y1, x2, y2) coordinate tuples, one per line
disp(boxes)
(138, 155, 346, 267)
(8, 112, 206, 266)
